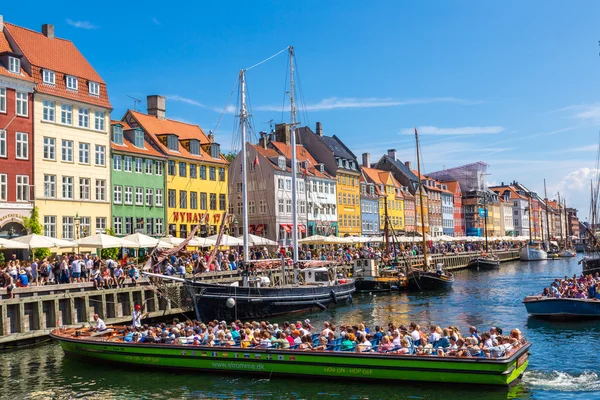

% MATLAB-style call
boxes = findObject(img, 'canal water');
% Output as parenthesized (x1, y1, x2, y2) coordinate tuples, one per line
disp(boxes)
(2, 256, 599, 399)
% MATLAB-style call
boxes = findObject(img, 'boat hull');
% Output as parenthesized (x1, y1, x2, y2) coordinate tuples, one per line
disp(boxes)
(50, 333, 530, 386)
(354, 277, 402, 293)
(468, 258, 500, 270)
(519, 246, 548, 261)
(185, 281, 356, 321)
(582, 256, 600, 275)
(523, 297, 600, 319)
(406, 271, 454, 291)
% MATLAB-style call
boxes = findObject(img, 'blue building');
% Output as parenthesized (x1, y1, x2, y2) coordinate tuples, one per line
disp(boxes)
(360, 176, 380, 236)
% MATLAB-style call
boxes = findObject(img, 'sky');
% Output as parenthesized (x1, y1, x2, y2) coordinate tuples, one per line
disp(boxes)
(3, 1, 600, 217)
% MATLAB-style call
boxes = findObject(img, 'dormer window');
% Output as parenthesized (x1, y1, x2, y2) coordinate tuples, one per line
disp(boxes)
(167, 135, 178, 151)
(344, 160, 349, 169)
(319, 164, 325, 173)
(112, 125, 124, 145)
(337, 158, 342, 167)
(8, 57, 20, 73)
(190, 140, 200, 155)
(66, 76, 78, 91)
(89, 82, 100, 96)
(369, 185, 374, 195)
(134, 130, 144, 148)
(278, 156, 286, 170)
(43, 70, 55, 85)
(349, 161, 355, 170)
(210, 143, 220, 158)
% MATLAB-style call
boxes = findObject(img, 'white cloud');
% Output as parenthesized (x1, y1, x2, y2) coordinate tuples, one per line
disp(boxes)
(400, 126, 505, 135)
(548, 167, 598, 213)
(166, 95, 205, 108)
(66, 19, 97, 29)
(152, 17, 161, 25)
(568, 144, 598, 152)
(255, 97, 479, 112)
(556, 104, 600, 121)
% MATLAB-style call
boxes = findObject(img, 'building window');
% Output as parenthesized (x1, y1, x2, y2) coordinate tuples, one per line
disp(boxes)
(94, 111, 105, 131)
(62, 176, 73, 199)
(80, 217, 91, 237)
(124, 186, 133, 204)
(155, 189, 163, 207)
(112, 125, 123, 144)
(190, 191, 198, 209)
(0, 130, 4, 157)
(78, 108, 89, 128)
(200, 165, 207, 179)
(113, 217, 122, 235)
(124, 156, 132, 172)
(179, 224, 188, 238)
(145, 159, 153, 174)
(218, 167, 225, 181)
(66, 76, 78, 91)
(125, 217, 133, 234)
(190, 140, 200, 155)
(95, 145, 105, 166)
(249, 201, 255, 215)
(219, 194, 226, 210)
(42, 70, 56, 85)
(179, 162, 187, 177)
(62, 140, 73, 162)
(79, 178, 90, 200)
(146, 188, 154, 206)
(259, 200, 267, 214)
(286, 180, 291, 191)
(62, 216, 74, 240)
(61, 104, 72, 125)
(16, 175, 29, 201)
(113, 186, 122, 204)
(96, 179, 106, 201)
(168, 160, 175, 176)
(134, 130, 144, 148)
(79, 143, 90, 164)
(16, 92, 28, 117)
(8, 57, 20, 73)
(96, 217, 106, 233)
(0, 88, 5, 112)
(135, 158, 142, 173)
(200, 192, 207, 209)
(156, 218, 163, 235)
(209, 193, 217, 210)
(43, 137, 55, 160)
(190, 164, 197, 178)
(179, 190, 187, 208)
(209, 167, 216, 181)
(136, 187, 144, 205)
(89, 82, 100, 96)
(15, 132, 28, 159)
(44, 216, 56, 238)
(167, 135, 178, 151)
(278, 199, 284, 213)
(286, 199, 292, 214)
(155, 161, 163, 176)
(146, 218, 154, 236)
(113, 155, 122, 170)
(44, 175, 56, 198)
(0, 174, 6, 201)
(43, 100, 55, 121)
(168, 189, 176, 208)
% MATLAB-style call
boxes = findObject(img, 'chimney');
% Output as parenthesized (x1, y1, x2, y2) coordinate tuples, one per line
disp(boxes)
(362, 152, 370, 168)
(404, 161, 411, 170)
(208, 130, 214, 143)
(316, 121, 323, 137)
(0, 15, 4, 32)
(259, 131, 268, 149)
(42, 24, 54, 39)
(147, 95, 166, 119)
(387, 149, 396, 161)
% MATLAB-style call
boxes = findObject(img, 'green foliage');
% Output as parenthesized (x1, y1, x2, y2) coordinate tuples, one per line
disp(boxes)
(100, 228, 119, 259)
(23, 206, 43, 234)
(224, 151, 238, 163)
(34, 248, 51, 260)
(0, 252, 4, 263)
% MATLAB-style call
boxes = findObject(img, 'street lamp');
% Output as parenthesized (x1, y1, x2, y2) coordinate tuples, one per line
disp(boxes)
(74, 212, 80, 240)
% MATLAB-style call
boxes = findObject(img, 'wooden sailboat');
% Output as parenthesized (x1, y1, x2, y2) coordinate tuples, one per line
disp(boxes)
(519, 196, 548, 261)
(406, 128, 454, 291)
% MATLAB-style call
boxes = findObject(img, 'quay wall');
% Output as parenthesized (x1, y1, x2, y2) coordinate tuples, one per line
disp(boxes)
(0, 251, 520, 348)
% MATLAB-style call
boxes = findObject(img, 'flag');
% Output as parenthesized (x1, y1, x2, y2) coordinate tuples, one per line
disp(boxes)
(244, 354, 250, 359)
(201, 352, 207, 357)
(266, 354, 272, 360)
(211, 352, 217, 357)
(234, 353, 239, 358)
(277, 355, 284, 360)
(255, 354, 261, 359)
(253, 155, 259, 166)
(289, 356, 296, 361)
(222, 353, 229, 358)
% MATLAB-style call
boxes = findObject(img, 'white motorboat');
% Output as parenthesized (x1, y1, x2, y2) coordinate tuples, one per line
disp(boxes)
(520, 244, 548, 261)
(558, 249, 576, 257)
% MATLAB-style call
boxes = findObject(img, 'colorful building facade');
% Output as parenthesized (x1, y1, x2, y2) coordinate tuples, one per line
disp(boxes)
(361, 166, 405, 233)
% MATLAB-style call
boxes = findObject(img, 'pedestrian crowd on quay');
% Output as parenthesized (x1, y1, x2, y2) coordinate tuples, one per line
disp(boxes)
(96, 313, 526, 359)
(539, 273, 600, 300)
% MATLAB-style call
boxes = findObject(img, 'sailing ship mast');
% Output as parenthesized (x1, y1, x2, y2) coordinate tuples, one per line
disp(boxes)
(483, 194, 489, 252)
(415, 128, 428, 270)
(289, 46, 299, 265)
(544, 179, 551, 247)
(558, 192, 563, 246)
(527, 196, 533, 243)
(564, 198, 569, 248)
(239, 70, 250, 262)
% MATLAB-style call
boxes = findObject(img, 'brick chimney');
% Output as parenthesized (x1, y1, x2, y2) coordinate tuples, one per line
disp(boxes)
(42, 24, 54, 39)
(362, 152, 370, 168)
(259, 131, 268, 149)
(387, 149, 396, 161)
(0, 16, 4, 32)
(404, 161, 411, 170)
(147, 95, 166, 119)
(316, 121, 323, 137)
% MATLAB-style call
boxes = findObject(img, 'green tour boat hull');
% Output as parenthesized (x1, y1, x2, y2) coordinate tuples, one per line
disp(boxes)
(51, 333, 530, 386)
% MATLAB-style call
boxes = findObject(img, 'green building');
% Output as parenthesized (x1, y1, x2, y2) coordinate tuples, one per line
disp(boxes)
(110, 121, 166, 236)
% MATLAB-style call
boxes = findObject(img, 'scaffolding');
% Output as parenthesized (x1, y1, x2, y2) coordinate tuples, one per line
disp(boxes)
(427, 162, 489, 192)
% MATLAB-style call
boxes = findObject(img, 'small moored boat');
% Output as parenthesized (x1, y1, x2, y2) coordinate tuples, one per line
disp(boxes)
(406, 269, 454, 291)
(468, 254, 500, 270)
(523, 296, 600, 319)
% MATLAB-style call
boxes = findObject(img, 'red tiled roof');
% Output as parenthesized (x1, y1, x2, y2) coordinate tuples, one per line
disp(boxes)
(110, 122, 165, 158)
(0, 29, 34, 82)
(269, 141, 334, 179)
(492, 185, 528, 200)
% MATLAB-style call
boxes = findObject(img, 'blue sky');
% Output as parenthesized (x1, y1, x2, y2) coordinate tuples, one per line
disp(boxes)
(4, 1, 600, 216)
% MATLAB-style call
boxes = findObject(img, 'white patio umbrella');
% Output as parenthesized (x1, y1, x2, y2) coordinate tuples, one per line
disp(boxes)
(0, 238, 29, 249)
(76, 233, 138, 249)
(239, 234, 278, 246)
(191, 237, 217, 247)
(11, 234, 77, 249)
(123, 233, 162, 248)
(298, 235, 328, 244)
(206, 234, 244, 246)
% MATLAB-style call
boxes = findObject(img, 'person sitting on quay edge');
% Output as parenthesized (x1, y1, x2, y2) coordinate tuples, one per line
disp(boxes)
(16, 269, 29, 288)
(1, 268, 15, 299)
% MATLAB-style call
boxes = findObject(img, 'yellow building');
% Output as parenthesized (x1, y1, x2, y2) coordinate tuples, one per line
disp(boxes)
(415, 188, 430, 235)
(123, 97, 229, 238)
(10, 22, 113, 239)
(336, 171, 362, 236)
(361, 167, 405, 232)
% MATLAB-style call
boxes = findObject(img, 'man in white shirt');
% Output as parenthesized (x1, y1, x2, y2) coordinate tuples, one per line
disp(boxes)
(92, 314, 106, 331)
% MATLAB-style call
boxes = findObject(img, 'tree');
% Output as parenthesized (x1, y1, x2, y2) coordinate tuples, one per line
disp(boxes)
(100, 228, 119, 259)
(23, 206, 50, 259)
(224, 151, 238, 163)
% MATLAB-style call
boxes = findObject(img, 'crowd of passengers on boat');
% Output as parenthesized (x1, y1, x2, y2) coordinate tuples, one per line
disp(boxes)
(539, 273, 600, 299)
(89, 310, 526, 359)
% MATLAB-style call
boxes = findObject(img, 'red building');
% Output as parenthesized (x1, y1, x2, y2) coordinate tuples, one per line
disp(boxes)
(443, 180, 464, 236)
(0, 20, 35, 238)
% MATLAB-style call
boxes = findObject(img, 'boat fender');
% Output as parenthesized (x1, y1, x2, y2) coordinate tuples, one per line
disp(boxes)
(226, 298, 236, 308)
(330, 289, 338, 304)
(315, 301, 327, 311)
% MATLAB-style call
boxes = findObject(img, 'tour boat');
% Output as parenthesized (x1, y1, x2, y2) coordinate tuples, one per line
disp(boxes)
(582, 255, 600, 275)
(523, 296, 600, 319)
(50, 327, 531, 386)
(467, 254, 500, 270)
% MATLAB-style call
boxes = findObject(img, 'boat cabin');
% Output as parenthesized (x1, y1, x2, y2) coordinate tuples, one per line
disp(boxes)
(352, 258, 379, 278)
(302, 267, 335, 286)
